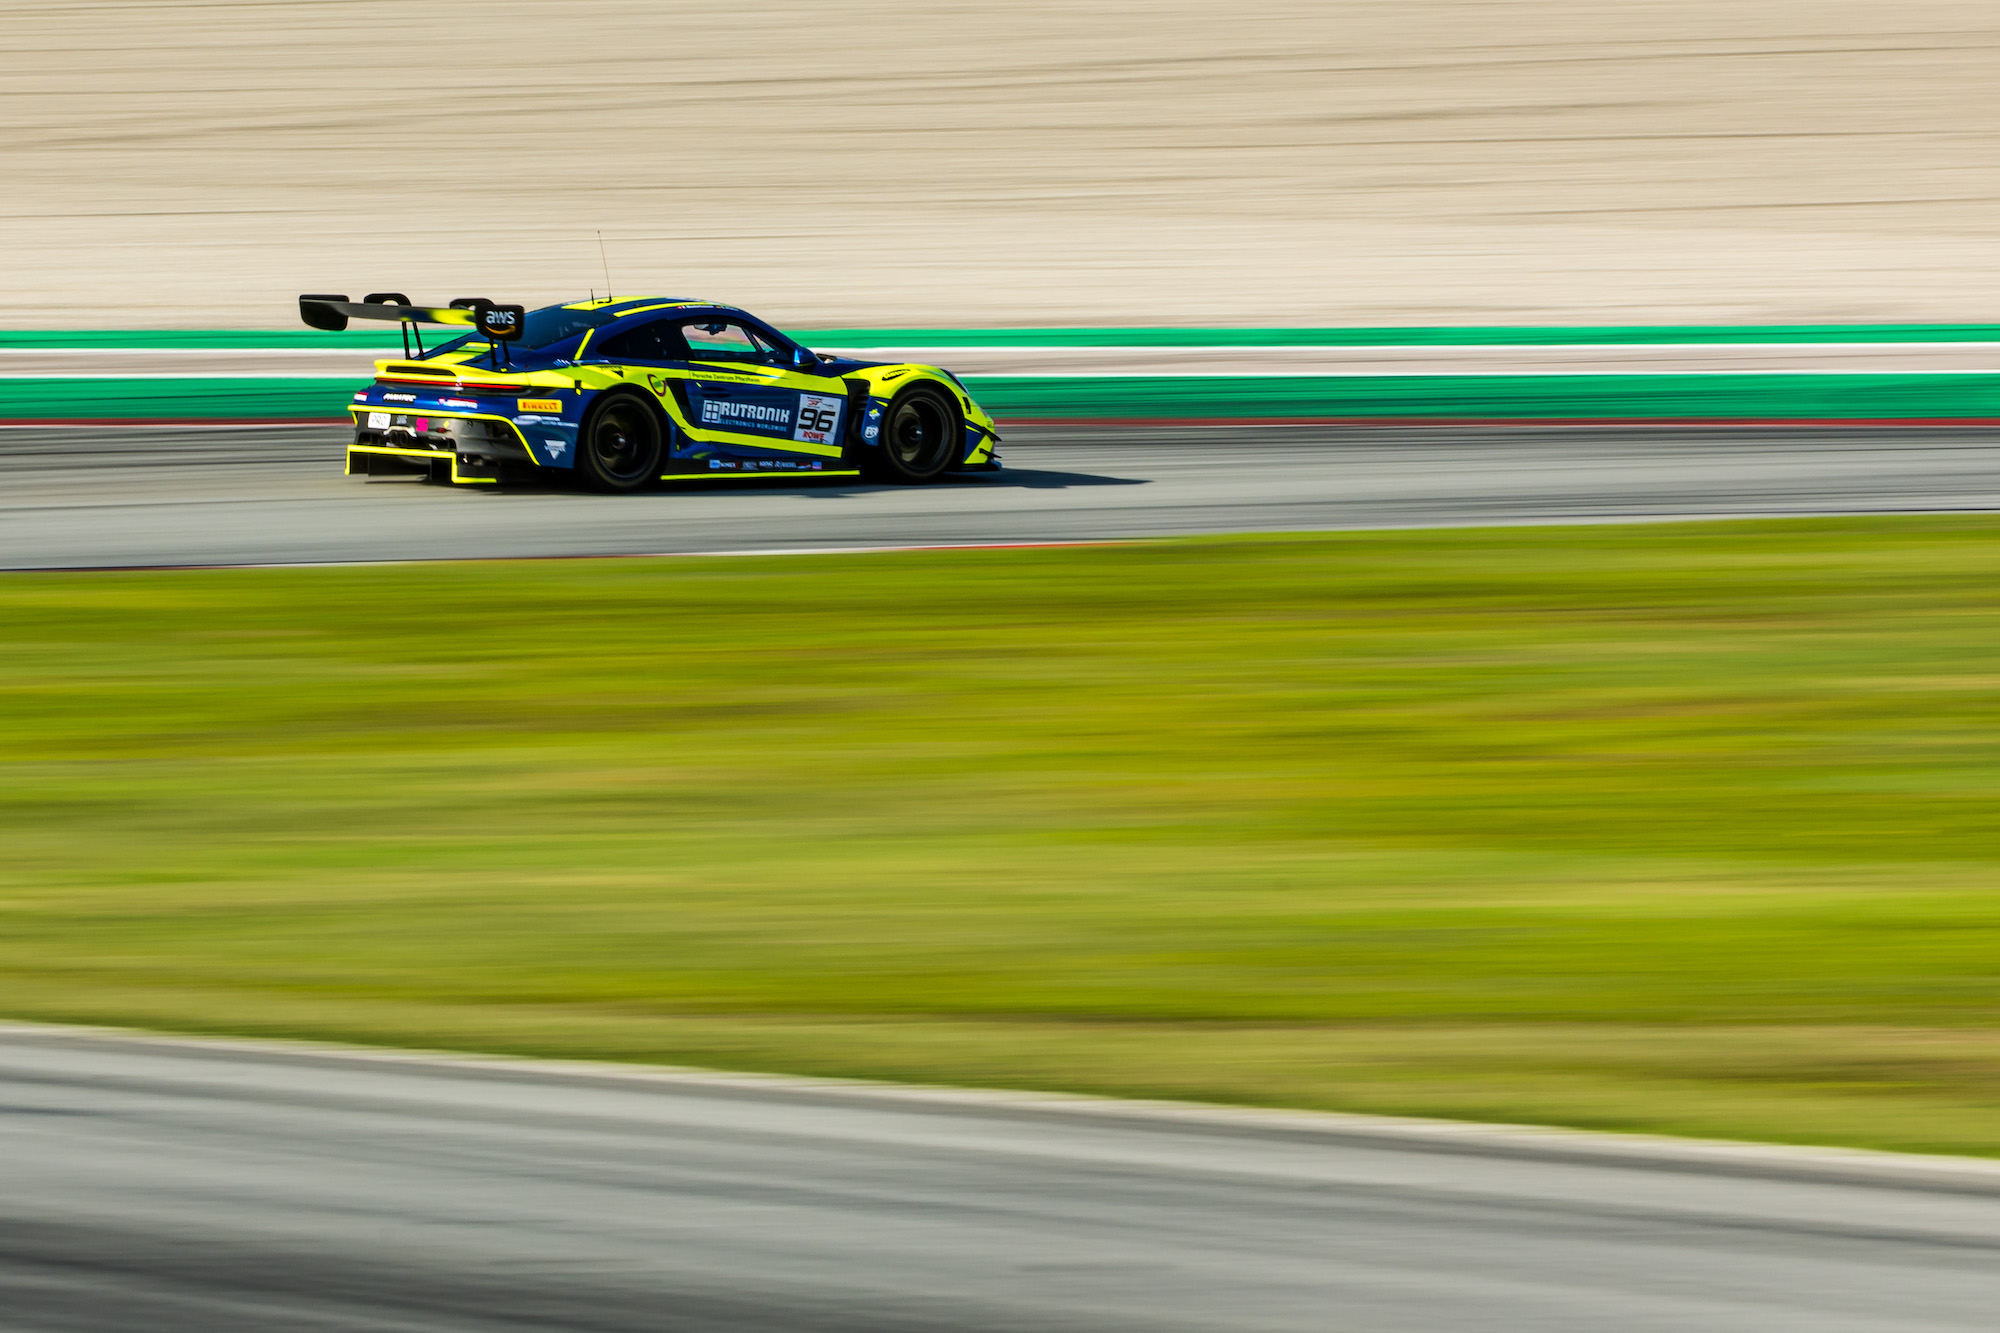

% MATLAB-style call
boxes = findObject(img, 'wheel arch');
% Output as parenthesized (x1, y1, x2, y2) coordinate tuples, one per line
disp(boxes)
(586, 381, 679, 446)
(863, 377, 963, 482)
(575, 386, 671, 492)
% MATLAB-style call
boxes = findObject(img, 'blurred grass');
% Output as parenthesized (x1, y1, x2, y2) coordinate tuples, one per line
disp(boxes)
(6, 522, 2000, 1153)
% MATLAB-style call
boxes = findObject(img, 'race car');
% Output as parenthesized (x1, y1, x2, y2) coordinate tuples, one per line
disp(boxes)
(298, 294, 1001, 491)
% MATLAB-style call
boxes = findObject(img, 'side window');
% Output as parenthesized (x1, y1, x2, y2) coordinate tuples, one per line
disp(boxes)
(596, 320, 686, 363)
(678, 320, 779, 366)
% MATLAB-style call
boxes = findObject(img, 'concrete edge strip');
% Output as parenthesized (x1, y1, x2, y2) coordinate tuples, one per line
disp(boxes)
(10, 325, 2000, 350)
(0, 539, 1134, 574)
(7, 369, 2000, 381)
(6, 341, 2000, 356)
(2, 1018, 1998, 1192)
(16, 512, 2000, 576)
(7, 416, 2000, 430)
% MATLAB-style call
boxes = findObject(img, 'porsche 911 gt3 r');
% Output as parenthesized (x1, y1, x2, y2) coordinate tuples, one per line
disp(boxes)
(298, 294, 1001, 491)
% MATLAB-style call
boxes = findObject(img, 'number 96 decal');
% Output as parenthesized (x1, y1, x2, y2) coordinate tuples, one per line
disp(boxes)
(793, 393, 844, 446)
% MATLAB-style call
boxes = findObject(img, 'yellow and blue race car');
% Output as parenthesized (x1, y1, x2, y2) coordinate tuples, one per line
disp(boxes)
(299, 294, 1001, 491)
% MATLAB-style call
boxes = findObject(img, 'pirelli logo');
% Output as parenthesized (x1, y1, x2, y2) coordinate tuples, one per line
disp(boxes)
(517, 398, 563, 413)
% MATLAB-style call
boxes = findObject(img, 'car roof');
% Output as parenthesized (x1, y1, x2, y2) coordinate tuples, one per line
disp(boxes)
(559, 296, 717, 318)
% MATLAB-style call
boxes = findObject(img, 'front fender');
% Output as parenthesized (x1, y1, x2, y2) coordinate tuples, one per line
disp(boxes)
(847, 365, 1000, 468)
(851, 365, 996, 429)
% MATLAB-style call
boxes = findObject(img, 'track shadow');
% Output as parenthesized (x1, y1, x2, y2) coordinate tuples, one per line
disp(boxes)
(454, 465, 1148, 498)
(699, 467, 1150, 499)
(958, 467, 1149, 490)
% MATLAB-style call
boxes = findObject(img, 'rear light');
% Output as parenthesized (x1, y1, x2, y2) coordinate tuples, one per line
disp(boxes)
(373, 375, 523, 393)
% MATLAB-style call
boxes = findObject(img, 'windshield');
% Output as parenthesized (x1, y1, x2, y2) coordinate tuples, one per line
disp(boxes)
(428, 305, 619, 356)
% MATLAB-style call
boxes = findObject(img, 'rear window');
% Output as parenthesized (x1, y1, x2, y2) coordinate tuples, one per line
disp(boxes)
(518, 306, 618, 349)
(431, 305, 618, 355)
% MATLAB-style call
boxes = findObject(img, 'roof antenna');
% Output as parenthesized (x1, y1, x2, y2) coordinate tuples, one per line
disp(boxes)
(597, 231, 614, 303)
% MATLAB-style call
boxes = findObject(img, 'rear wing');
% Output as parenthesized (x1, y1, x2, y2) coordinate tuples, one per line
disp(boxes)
(299, 293, 526, 363)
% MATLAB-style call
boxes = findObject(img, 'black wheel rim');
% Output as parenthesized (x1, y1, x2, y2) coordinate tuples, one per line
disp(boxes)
(588, 401, 655, 483)
(887, 395, 951, 472)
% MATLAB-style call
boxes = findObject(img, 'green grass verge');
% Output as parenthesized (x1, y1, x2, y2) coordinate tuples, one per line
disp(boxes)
(6, 522, 2000, 1154)
(10, 373, 2000, 422)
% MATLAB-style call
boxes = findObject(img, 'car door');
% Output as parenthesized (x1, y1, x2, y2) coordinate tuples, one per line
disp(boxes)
(674, 319, 848, 468)
(591, 317, 701, 438)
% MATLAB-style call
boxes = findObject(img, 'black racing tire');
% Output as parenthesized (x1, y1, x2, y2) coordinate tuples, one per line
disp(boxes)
(575, 392, 664, 493)
(867, 383, 960, 483)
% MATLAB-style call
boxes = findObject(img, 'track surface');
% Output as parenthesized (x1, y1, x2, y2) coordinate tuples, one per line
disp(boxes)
(4, 1028, 1999, 1333)
(10, 434, 2000, 1331)
(4, 423, 2000, 569)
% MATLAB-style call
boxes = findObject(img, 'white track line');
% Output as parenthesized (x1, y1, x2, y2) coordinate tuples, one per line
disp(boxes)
(5, 1018, 1999, 1194)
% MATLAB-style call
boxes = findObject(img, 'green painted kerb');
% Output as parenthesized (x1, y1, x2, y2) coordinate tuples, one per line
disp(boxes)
(803, 325, 2000, 348)
(974, 375, 2000, 420)
(0, 379, 360, 419)
(9, 375, 2000, 422)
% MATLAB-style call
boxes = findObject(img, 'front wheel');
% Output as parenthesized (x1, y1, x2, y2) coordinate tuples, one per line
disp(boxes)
(867, 384, 960, 483)
(576, 394, 663, 493)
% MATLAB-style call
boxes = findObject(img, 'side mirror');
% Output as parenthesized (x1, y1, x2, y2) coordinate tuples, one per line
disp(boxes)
(791, 346, 818, 370)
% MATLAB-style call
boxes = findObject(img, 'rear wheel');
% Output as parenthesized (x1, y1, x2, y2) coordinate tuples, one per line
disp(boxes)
(576, 394, 663, 493)
(868, 384, 959, 483)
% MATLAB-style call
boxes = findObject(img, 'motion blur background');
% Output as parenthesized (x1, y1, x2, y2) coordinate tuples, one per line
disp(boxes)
(7, 0, 2000, 328)
(12, 6, 2000, 1329)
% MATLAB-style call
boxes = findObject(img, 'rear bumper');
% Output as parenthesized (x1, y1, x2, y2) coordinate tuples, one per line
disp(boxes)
(346, 443, 518, 484)
(347, 411, 538, 484)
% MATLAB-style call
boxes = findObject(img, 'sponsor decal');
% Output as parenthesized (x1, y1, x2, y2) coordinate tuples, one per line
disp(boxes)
(439, 397, 478, 408)
(793, 393, 843, 446)
(481, 305, 523, 338)
(352, 392, 367, 402)
(367, 412, 390, 429)
(646, 374, 670, 396)
(700, 399, 791, 428)
(863, 424, 879, 441)
(518, 398, 562, 413)
(384, 393, 416, 403)
(709, 458, 736, 470)
(544, 440, 567, 458)
(726, 458, 824, 472)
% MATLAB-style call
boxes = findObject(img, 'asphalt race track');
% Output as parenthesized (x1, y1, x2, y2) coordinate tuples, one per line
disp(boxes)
(5, 1026, 2000, 1333)
(5, 423, 2000, 569)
